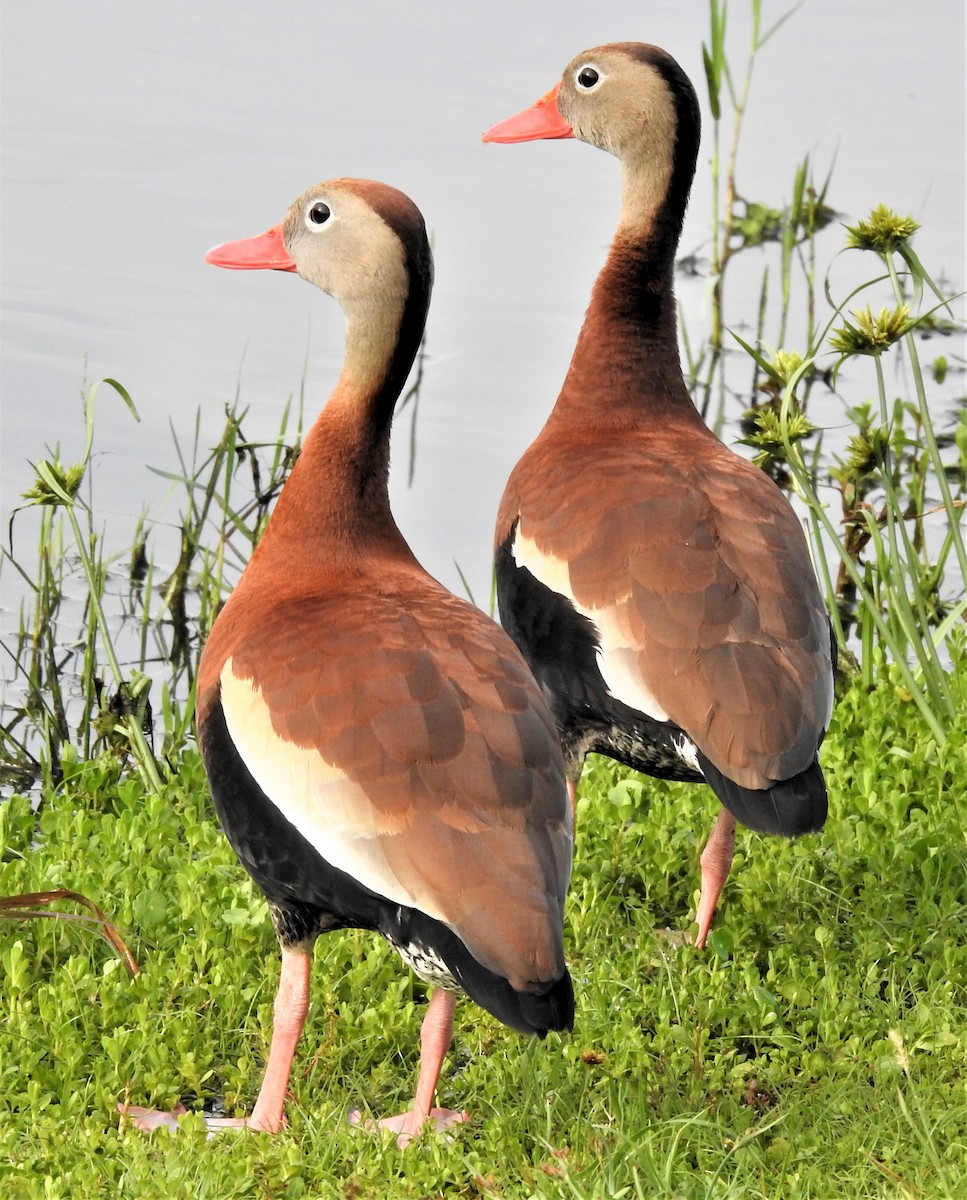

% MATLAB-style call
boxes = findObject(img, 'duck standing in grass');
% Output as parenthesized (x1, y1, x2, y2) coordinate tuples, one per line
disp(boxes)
(483, 44, 834, 947)
(123, 178, 573, 1146)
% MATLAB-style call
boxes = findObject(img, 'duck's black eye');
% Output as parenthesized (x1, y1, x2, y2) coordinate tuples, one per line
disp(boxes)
(306, 201, 331, 226)
(576, 66, 600, 89)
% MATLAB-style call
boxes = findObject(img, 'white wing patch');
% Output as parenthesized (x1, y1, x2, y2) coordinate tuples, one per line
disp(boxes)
(512, 528, 671, 723)
(512, 528, 573, 599)
(219, 658, 450, 925)
(673, 733, 701, 773)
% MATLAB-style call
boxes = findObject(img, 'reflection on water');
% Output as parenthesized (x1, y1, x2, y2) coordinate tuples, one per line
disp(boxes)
(2, 1, 964, 645)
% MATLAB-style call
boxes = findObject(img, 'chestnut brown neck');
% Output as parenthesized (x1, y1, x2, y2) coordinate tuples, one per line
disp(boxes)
(551, 205, 696, 431)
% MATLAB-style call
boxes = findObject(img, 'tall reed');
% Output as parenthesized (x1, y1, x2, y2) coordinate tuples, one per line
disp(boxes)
(693, 0, 965, 742)
(1, 384, 305, 791)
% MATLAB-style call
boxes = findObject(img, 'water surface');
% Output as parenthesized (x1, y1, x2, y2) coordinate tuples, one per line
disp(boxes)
(2, 0, 964, 627)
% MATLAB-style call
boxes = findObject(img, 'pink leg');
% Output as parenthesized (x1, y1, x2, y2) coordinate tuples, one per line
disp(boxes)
(122, 944, 312, 1134)
(239, 944, 312, 1131)
(567, 778, 577, 828)
(694, 808, 737, 949)
(349, 987, 467, 1148)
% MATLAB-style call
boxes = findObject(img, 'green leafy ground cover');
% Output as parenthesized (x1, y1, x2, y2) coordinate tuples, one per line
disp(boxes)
(3, 656, 966, 1199)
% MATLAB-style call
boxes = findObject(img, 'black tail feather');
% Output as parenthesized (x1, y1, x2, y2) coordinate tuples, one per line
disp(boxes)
(395, 910, 575, 1037)
(697, 752, 827, 837)
(453, 955, 575, 1038)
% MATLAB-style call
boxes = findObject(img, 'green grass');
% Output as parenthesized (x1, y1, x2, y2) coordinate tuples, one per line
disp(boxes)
(2, 656, 967, 1198)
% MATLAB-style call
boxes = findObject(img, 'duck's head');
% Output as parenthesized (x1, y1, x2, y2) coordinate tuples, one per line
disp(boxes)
(483, 43, 701, 230)
(205, 178, 432, 319)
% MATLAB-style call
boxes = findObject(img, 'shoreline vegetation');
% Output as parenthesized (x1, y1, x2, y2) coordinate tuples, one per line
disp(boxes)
(2, 3, 965, 1196)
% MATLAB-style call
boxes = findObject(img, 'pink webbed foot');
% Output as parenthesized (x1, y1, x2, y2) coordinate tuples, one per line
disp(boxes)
(118, 1101, 283, 1135)
(120, 947, 310, 1136)
(347, 1105, 469, 1149)
(348, 1104, 468, 1149)
(119, 1103, 187, 1132)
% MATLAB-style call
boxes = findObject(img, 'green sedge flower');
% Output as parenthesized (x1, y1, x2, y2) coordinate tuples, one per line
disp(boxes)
(21, 459, 84, 506)
(839, 426, 891, 478)
(830, 305, 914, 356)
(739, 403, 814, 470)
(845, 204, 920, 253)
(768, 349, 806, 389)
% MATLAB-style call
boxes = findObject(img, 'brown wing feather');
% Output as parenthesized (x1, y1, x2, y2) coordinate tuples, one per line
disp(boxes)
(199, 570, 570, 989)
(504, 425, 831, 788)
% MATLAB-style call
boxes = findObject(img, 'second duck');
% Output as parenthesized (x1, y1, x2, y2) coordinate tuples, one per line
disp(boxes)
(483, 43, 835, 947)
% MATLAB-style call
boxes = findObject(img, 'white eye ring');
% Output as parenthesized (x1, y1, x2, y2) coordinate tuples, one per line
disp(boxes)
(575, 64, 604, 90)
(304, 200, 332, 230)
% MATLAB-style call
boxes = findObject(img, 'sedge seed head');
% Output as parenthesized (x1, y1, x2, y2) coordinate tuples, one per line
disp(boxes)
(829, 305, 914, 356)
(845, 204, 920, 253)
(22, 459, 84, 506)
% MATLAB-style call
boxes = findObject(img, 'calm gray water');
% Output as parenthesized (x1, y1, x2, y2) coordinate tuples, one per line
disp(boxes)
(2, 0, 964, 643)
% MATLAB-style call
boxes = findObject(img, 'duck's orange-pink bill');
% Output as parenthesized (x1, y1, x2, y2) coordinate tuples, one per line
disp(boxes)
(481, 83, 574, 144)
(205, 224, 297, 271)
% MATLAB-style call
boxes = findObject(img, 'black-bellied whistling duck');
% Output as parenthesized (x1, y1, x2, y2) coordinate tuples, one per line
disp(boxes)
(122, 178, 573, 1146)
(482, 45, 834, 948)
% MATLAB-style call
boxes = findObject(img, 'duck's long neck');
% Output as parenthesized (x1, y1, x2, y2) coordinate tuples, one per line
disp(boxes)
(252, 274, 429, 570)
(553, 136, 698, 429)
